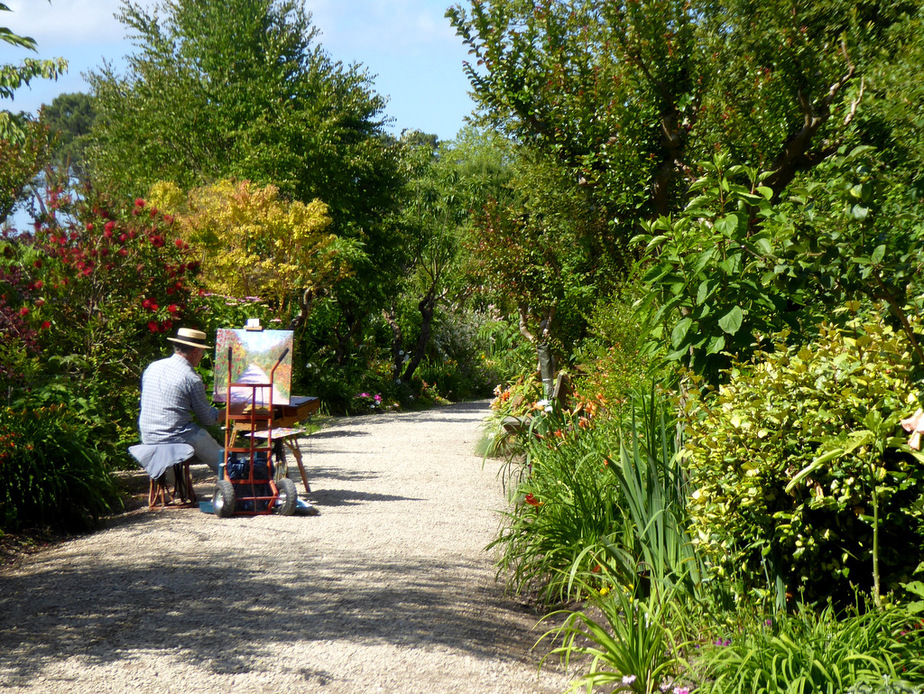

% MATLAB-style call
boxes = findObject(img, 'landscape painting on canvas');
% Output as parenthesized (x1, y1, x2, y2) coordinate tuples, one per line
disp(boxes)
(213, 328, 293, 406)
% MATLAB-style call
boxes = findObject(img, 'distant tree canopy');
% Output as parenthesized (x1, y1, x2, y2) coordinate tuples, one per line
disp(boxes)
(448, 0, 924, 241)
(86, 0, 403, 238)
(42, 92, 95, 178)
(1, 3, 67, 223)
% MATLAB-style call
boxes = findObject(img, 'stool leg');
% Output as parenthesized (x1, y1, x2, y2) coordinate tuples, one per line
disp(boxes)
(149, 477, 170, 508)
(286, 439, 311, 494)
(179, 460, 196, 503)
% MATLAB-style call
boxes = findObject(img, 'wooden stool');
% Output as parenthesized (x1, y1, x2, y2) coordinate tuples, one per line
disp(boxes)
(148, 461, 197, 508)
(129, 443, 197, 509)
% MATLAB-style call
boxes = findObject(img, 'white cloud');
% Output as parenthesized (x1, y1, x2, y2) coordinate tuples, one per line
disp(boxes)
(304, 0, 459, 58)
(5, 1, 147, 48)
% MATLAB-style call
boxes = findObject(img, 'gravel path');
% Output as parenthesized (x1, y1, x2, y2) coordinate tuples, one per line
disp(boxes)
(0, 401, 574, 693)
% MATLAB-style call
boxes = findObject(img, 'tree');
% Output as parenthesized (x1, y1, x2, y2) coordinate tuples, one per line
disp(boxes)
(42, 92, 96, 178)
(449, 0, 924, 381)
(150, 179, 359, 333)
(0, 1, 67, 223)
(87, 0, 401, 235)
(87, 0, 406, 372)
(447, 0, 919, 247)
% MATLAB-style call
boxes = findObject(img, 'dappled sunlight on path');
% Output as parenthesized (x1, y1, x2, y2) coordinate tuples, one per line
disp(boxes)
(0, 401, 572, 693)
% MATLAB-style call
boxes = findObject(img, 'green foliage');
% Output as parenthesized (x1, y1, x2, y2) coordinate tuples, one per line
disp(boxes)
(0, 2, 66, 223)
(0, 403, 120, 532)
(683, 310, 924, 605)
(488, 407, 625, 603)
(546, 586, 687, 694)
(635, 154, 796, 381)
(42, 92, 96, 177)
(576, 283, 664, 408)
(86, 0, 401, 238)
(448, 0, 919, 236)
(488, 385, 697, 606)
(694, 601, 924, 694)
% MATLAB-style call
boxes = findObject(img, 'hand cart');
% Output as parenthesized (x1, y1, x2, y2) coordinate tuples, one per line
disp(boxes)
(211, 346, 298, 517)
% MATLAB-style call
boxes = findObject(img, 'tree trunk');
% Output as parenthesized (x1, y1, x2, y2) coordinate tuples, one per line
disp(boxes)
(401, 290, 437, 383)
(383, 303, 405, 381)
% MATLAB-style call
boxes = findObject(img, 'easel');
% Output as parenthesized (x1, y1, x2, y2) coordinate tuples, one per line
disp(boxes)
(224, 319, 317, 495)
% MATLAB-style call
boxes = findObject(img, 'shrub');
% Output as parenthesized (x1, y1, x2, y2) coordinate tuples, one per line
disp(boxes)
(575, 286, 662, 410)
(683, 310, 924, 606)
(0, 403, 120, 532)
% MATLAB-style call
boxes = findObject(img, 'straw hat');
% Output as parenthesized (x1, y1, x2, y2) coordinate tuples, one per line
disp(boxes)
(167, 327, 212, 350)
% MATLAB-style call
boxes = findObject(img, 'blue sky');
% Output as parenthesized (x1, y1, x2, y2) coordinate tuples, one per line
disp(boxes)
(3, 0, 477, 142)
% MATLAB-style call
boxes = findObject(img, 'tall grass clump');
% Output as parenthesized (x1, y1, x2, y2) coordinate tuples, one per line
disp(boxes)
(0, 403, 120, 532)
(693, 599, 924, 694)
(488, 403, 624, 603)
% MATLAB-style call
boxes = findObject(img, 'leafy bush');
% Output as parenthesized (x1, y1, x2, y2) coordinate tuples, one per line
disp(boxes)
(683, 310, 924, 606)
(546, 586, 688, 694)
(488, 385, 697, 606)
(0, 403, 120, 532)
(575, 285, 663, 409)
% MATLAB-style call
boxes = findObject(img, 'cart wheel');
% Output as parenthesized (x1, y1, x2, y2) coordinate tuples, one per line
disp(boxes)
(276, 477, 298, 516)
(213, 479, 236, 517)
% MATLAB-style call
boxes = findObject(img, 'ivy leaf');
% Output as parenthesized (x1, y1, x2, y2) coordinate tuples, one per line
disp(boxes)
(718, 306, 743, 335)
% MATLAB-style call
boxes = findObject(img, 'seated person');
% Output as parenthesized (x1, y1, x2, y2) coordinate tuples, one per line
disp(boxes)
(138, 327, 223, 472)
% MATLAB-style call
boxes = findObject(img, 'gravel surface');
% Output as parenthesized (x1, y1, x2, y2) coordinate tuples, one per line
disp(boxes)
(0, 400, 575, 693)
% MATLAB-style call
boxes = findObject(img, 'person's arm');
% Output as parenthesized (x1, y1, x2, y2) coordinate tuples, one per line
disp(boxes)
(188, 376, 220, 427)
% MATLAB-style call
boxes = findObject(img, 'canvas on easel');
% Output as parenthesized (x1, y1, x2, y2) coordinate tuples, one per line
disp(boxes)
(213, 328, 294, 406)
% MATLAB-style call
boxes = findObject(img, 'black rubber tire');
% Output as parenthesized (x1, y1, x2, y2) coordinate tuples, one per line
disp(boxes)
(213, 479, 236, 518)
(276, 477, 297, 516)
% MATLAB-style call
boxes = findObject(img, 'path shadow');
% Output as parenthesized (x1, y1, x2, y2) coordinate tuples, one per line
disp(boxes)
(310, 489, 425, 507)
(0, 536, 546, 686)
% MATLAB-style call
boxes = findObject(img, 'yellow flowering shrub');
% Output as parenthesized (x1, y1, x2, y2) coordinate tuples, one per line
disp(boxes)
(150, 179, 352, 317)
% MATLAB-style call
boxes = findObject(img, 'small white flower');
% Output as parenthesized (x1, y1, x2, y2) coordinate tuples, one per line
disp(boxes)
(622, 674, 637, 685)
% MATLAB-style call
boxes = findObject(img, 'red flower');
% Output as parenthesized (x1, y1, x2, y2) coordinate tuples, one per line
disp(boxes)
(33, 280, 44, 290)
(174, 238, 185, 249)
(147, 321, 159, 332)
(40, 321, 51, 330)
(142, 298, 152, 309)
(86, 223, 94, 231)
(135, 198, 146, 208)
(524, 493, 541, 507)
(33, 259, 42, 269)
(118, 233, 127, 243)
(167, 304, 178, 315)
(18, 307, 29, 316)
